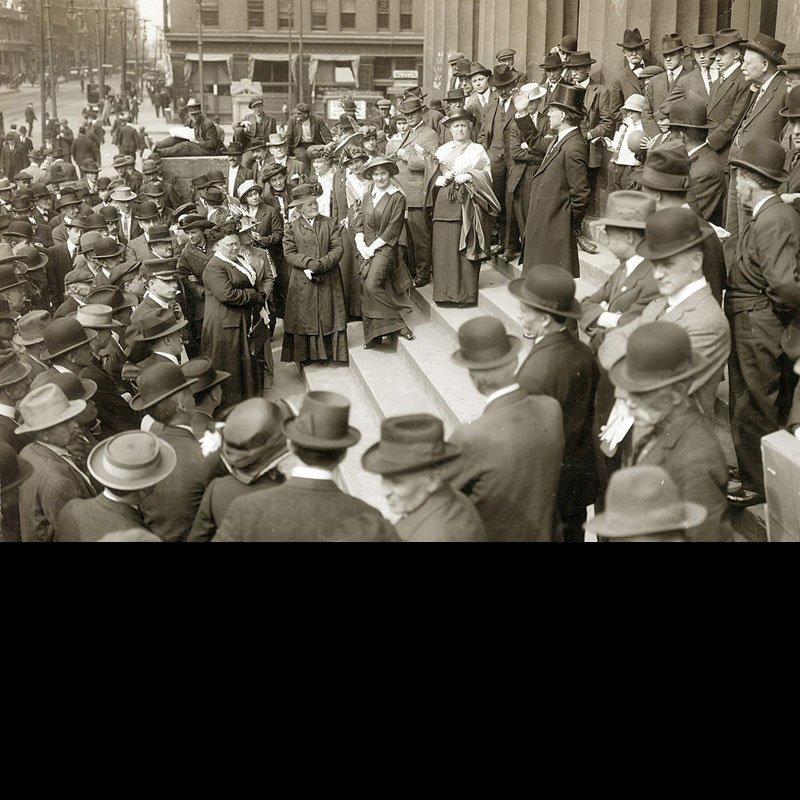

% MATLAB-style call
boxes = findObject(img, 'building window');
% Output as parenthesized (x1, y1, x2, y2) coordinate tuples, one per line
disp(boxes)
(311, 0, 327, 30)
(340, 0, 355, 29)
(277, 0, 292, 29)
(253, 60, 289, 91)
(400, 0, 412, 30)
(377, 0, 389, 30)
(247, 0, 264, 28)
(200, 0, 219, 27)
(373, 56, 419, 83)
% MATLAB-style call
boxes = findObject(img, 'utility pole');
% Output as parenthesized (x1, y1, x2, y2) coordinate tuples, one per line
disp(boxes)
(121, 9, 127, 96)
(287, 1, 293, 114)
(44, 0, 58, 119)
(101, 0, 108, 101)
(297, 0, 304, 103)
(196, 0, 204, 106)
(39, 0, 47, 147)
(94, 8, 102, 86)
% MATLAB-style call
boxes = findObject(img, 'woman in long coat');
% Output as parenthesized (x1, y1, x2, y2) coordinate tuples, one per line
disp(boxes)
(353, 156, 414, 348)
(281, 183, 348, 365)
(201, 220, 271, 408)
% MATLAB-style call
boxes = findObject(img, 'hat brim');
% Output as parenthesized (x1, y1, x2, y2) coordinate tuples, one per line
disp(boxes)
(469, 68, 492, 77)
(16, 397, 86, 433)
(508, 278, 584, 318)
(68, 312, 123, 329)
(88, 435, 177, 491)
(636, 224, 713, 260)
(596, 215, 648, 230)
(637, 169, 690, 192)
(12, 331, 45, 346)
(609, 349, 708, 393)
(451, 335, 522, 370)
(0, 278, 28, 292)
(94, 244, 126, 259)
(363, 161, 400, 178)
(181, 220, 215, 230)
(1, 455, 34, 491)
(661, 44, 686, 55)
(191, 370, 231, 395)
(0, 361, 32, 388)
(136, 317, 188, 342)
(361, 441, 461, 476)
(489, 74, 520, 87)
(779, 104, 800, 118)
(39, 327, 98, 361)
(743, 42, 786, 65)
(282, 418, 361, 450)
(129, 375, 199, 411)
(668, 118, 717, 130)
(586, 500, 708, 536)
(730, 156, 790, 182)
(617, 38, 650, 48)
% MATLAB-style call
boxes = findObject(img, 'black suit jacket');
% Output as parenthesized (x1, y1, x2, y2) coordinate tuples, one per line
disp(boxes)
(46, 242, 76, 308)
(0, 413, 32, 454)
(286, 114, 332, 149)
(707, 66, 750, 156)
(57, 493, 151, 541)
(688, 144, 725, 226)
(78, 360, 140, 436)
(729, 74, 788, 162)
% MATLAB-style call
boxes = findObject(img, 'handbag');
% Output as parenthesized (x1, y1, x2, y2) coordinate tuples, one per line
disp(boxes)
(248, 316, 270, 358)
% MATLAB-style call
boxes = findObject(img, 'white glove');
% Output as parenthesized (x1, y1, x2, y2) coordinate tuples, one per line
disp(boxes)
(597, 311, 621, 329)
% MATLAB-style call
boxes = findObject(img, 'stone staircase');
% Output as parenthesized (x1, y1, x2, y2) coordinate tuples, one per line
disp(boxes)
(287, 227, 767, 541)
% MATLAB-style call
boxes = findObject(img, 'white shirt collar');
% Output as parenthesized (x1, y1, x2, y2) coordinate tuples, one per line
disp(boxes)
(556, 126, 578, 143)
(485, 383, 520, 407)
(144, 290, 169, 308)
(153, 350, 180, 365)
(52, 364, 72, 374)
(0, 402, 17, 419)
(625, 254, 644, 277)
(752, 194, 777, 217)
(577, 77, 590, 89)
(757, 71, 779, 94)
(722, 62, 740, 80)
(103, 488, 139, 508)
(292, 466, 335, 482)
(667, 277, 707, 308)
(687, 142, 708, 157)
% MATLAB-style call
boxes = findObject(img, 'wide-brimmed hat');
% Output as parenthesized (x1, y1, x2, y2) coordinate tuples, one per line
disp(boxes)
(110, 186, 137, 202)
(16, 384, 86, 434)
(0, 442, 33, 492)
(709, 28, 746, 53)
(267, 133, 287, 147)
(12, 310, 51, 347)
(55, 192, 81, 210)
(33, 184, 53, 199)
(731, 138, 790, 182)
(661, 33, 685, 55)
(4, 220, 35, 240)
(398, 97, 424, 115)
(517, 82, 548, 104)
(362, 414, 460, 476)
(441, 108, 475, 128)
(223, 397, 289, 463)
(669, 98, 716, 130)
(93, 237, 125, 259)
(743, 31, 786, 65)
(141, 159, 159, 175)
(141, 181, 167, 197)
(130, 361, 199, 411)
(780, 85, 800, 119)
(637, 206, 713, 260)
(64, 266, 95, 287)
(282, 390, 360, 450)
(289, 182, 323, 208)
(468, 61, 492, 77)
(225, 142, 245, 157)
(31, 368, 97, 402)
(609, 321, 708, 393)
(40, 317, 97, 360)
(362, 156, 400, 179)
(180, 356, 230, 395)
(565, 50, 596, 69)
(200, 186, 225, 205)
(777, 58, 800, 73)
(0, 264, 26, 292)
(180, 213, 214, 232)
(451, 316, 522, 370)
(586, 465, 707, 537)
(688, 33, 715, 50)
(74, 303, 122, 330)
(638, 141, 691, 191)
(509, 266, 583, 318)
(621, 93, 646, 113)
(131, 307, 187, 342)
(617, 28, 649, 48)
(246, 136, 268, 151)
(0, 350, 31, 388)
(237, 179, 263, 201)
(112, 154, 134, 169)
(597, 190, 656, 230)
(547, 82, 585, 115)
(85, 286, 137, 311)
(261, 161, 288, 182)
(88, 430, 177, 491)
(539, 52, 565, 71)
(489, 64, 522, 87)
(136, 200, 160, 220)
(0, 178, 15, 192)
(444, 87, 466, 102)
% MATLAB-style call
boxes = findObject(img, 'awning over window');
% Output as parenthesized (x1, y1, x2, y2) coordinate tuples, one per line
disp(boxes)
(248, 54, 298, 81)
(183, 53, 233, 86)
(307, 54, 360, 95)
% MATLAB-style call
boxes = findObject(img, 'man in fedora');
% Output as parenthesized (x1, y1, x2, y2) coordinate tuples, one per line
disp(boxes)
(707, 29, 751, 162)
(642, 33, 689, 138)
(128, 362, 209, 541)
(391, 96, 440, 288)
(56, 431, 176, 542)
(0, 441, 33, 542)
(189, 397, 292, 542)
(511, 267, 599, 541)
(286, 102, 332, 175)
(48, 192, 82, 238)
(726, 31, 788, 245)
(362, 413, 485, 542)
(264, 133, 306, 184)
(403, 87, 444, 135)
(465, 62, 495, 121)
(668, 33, 718, 105)
(110, 186, 142, 243)
(441, 316, 564, 542)
(608, 322, 730, 541)
(16, 384, 97, 541)
(13, 310, 51, 378)
(0, 349, 33, 454)
(600, 207, 730, 419)
(224, 142, 255, 199)
(725, 138, 800, 506)
(176, 214, 214, 355)
(586, 466, 711, 542)
(128, 307, 188, 373)
(215, 391, 396, 542)
(609, 28, 655, 123)
(668, 99, 726, 225)
(522, 82, 590, 278)
(178, 356, 229, 441)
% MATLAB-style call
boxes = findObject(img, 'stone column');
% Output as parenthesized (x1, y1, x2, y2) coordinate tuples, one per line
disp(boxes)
(423, 0, 476, 95)
(776, 0, 800, 55)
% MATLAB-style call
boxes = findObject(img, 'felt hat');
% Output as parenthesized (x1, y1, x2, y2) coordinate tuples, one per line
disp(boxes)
(85, 286, 137, 311)
(109, 259, 141, 287)
(451, 316, 522, 370)
(247, 97, 264, 109)
(81, 158, 100, 173)
(637, 206, 713, 261)
(565, 50, 596, 68)
(398, 97, 424, 114)
(709, 28, 746, 53)
(96, 176, 112, 190)
(0, 442, 33, 492)
(110, 186, 137, 202)
(16, 384, 85, 434)
(362, 156, 400, 179)
(130, 361, 198, 411)
(362, 414, 460, 476)
(88, 430, 177, 491)
(455, 57, 472, 77)
(777, 58, 800, 73)
(488, 63, 522, 87)
(0, 350, 31, 388)
(289, 182, 323, 208)
(111, 154, 134, 169)
(40, 317, 97, 360)
(468, 61, 492, 77)
(742, 31, 786, 65)
(539, 52, 565, 71)
(149, 225, 174, 244)
(136, 200, 160, 220)
(689, 33, 715, 50)
(141, 181, 167, 197)
(403, 86, 426, 100)
(225, 142, 245, 156)
(661, 33, 685, 55)
(621, 93, 646, 113)
(180, 213, 215, 231)
(46, 165, 67, 184)
(205, 169, 226, 185)
(261, 161, 287, 181)
(180, 356, 230, 395)
(341, 98, 358, 114)
(12, 310, 51, 347)
(65, 214, 86, 230)
(31, 368, 97, 402)
(223, 397, 289, 465)
(509, 266, 583, 318)
(586, 466, 707, 537)
(780, 85, 800, 119)
(64, 266, 95, 286)
(33, 184, 53, 199)
(74, 303, 121, 330)
(14, 245, 48, 273)
(617, 28, 650, 48)
(638, 141, 691, 191)
(0, 264, 26, 292)
(495, 47, 516, 60)
(0, 178, 15, 192)
(282, 391, 361, 450)
(731, 138, 790, 181)
(560, 35, 578, 53)
(55, 192, 81, 210)
(84, 213, 109, 231)
(92, 237, 125, 259)
(130, 307, 187, 343)
(141, 159, 159, 175)
(547, 82, 586, 115)
(10, 196, 32, 212)
(172, 203, 197, 223)
(668, 98, 717, 130)
(4, 220, 35, 239)
(246, 136, 267, 151)
(237, 179, 263, 200)
(597, 190, 656, 230)
(609, 321, 708, 393)
(267, 133, 288, 147)
(0, 298, 15, 321)
(142, 257, 179, 279)
(200, 187, 225, 206)
(98, 206, 121, 224)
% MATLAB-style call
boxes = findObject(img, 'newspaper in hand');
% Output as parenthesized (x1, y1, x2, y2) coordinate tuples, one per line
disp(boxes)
(168, 126, 198, 143)
(599, 397, 635, 457)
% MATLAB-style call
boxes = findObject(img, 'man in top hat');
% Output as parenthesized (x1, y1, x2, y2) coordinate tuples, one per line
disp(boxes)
(522, 82, 590, 278)
(0, 349, 33, 454)
(668, 99, 726, 225)
(16, 384, 97, 541)
(127, 362, 209, 541)
(224, 142, 255, 199)
(0, 441, 33, 542)
(667, 33, 719, 106)
(214, 391, 397, 542)
(609, 27, 656, 123)
(13, 310, 51, 378)
(153, 99, 221, 158)
(234, 96, 278, 150)
(608, 321, 730, 541)
(286, 102, 332, 175)
(724, 138, 800, 506)
(643, 33, 690, 138)
(441, 316, 564, 542)
(726, 31, 788, 245)
(511, 266, 599, 542)
(362, 413, 486, 543)
(586, 465, 712, 542)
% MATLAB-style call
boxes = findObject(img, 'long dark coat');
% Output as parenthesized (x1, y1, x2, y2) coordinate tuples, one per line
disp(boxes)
(522, 128, 590, 277)
(282, 215, 346, 337)
(177, 241, 212, 323)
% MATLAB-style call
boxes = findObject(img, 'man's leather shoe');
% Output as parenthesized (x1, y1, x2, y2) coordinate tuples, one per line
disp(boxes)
(413, 277, 429, 287)
(726, 487, 766, 508)
(500, 249, 519, 262)
(576, 234, 598, 254)
(490, 243, 504, 255)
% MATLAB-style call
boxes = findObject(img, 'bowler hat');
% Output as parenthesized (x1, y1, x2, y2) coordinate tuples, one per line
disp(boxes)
(362, 414, 460, 476)
(289, 182, 323, 208)
(112, 154, 134, 169)
(609, 321, 708, 393)
(141, 181, 167, 197)
(55, 192, 81, 210)
(248, 97, 264, 109)
(84, 213, 109, 231)
(16, 384, 85, 434)
(225, 142, 245, 156)
(547, 82, 586, 116)
(508, 266, 583, 318)
(586, 466, 707, 537)
(743, 31, 786, 65)
(131, 308, 187, 343)
(223, 397, 288, 462)
(565, 51, 596, 69)
(661, 33, 685, 55)
(0, 350, 31, 388)
(85, 286, 136, 311)
(65, 214, 86, 230)
(88, 430, 177, 491)
(0, 264, 26, 293)
(40, 317, 97, 360)
(780, 85, 800, 119)
(81, 158, 100, 173)
(637, 207, 712, 260)
(709, 28, 746, 53)
(597, 190, 656, 230)
(362, 156, 400, 179)
(617, 28, 649, 48)
(0, 442, 33, 492)
(141, 159, 159, 175)
(488, 64, 522, 88)
(468, 61, 492, 77)
(4, 220, 35, 239)
(31, 369, 97, 402)
(96, 176, 112, 190)
(11, 244, 47, 272)
(730, 138, 789, 182)
(74, 303, 121, 330)
(130, 362, 198, 411)
(282, 391, 361, 450)
(98, 206, 120, 224)
(638, 141, 691, 191)
(93, 237, 125, 259)
(180, 356, 230, 395)
(668, 98, 716, 130)
(539, 52, 564, 71)
(136, 200, 160, 220)
(560, 35, 578, 53)
(451, 316, 522, 370)
(79, 231, 103, 256)
(12, 310, 51, 347)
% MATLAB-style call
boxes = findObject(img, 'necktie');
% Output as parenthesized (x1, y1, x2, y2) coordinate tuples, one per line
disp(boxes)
(667, 70, 674, 85)
(702, 68, 710, 93)
(791, 150, 800, 171)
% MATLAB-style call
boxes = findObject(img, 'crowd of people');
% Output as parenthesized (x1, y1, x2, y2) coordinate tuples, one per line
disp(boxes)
(1, 22, 799, 542)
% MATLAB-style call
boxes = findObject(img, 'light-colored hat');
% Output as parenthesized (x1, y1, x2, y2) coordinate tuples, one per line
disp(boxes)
(621, 93, 646, 113)
(88, 430, 177, 491)
(237, 179, 263, 200)
(16, 384, 85, 434)
(267, 133, 287, 147)
(74, 304, 121, 330)
(517, 82, 547, 103)
(110, 186, 137, 202)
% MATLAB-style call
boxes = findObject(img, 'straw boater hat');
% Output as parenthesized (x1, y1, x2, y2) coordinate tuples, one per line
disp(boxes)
(508, 266, 583, 319)
(110, 186, 137, 202)
(88, 430, 177, 492)
(16, 384, 85, 434)
(73, 304, 122, 330)
(282, 391, 361, 450)
(451, 316, 522, 370)
(129, 362, 199, 412)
